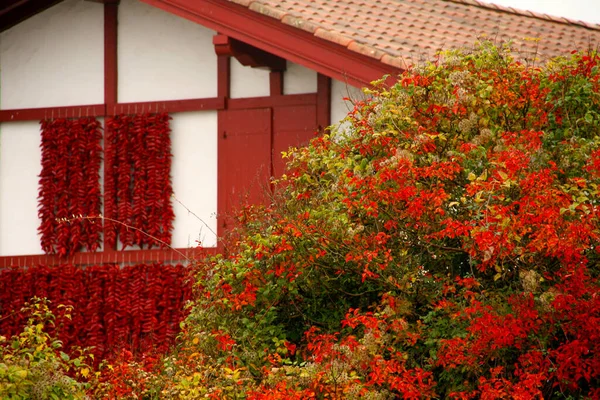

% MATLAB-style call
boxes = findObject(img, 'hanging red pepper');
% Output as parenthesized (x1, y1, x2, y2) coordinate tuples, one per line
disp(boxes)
(38, 118, 103, 256)
(104, 115, 125, 250)
(0, 262, 193, 364)
(81, 118, 103, 251)
(105, 112, 174, 249)
(38, 119, 60, 253)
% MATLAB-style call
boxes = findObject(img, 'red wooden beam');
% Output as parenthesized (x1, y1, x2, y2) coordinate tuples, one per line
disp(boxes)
(139, 0, 400, 88)
(0, 247, 216, 268)
(104, 1, 118, 105)
(0, 98, 225, 122)
(216, 55, 230, 98)
(214, 34, 285, 71)
(269, 71, 283, 96)
(0, 104, 105, 122)
(103, 1, 118, 250)
(228, 93, 316, 110)
(106, 97, 226, 115)
(316, 73, 331, 131)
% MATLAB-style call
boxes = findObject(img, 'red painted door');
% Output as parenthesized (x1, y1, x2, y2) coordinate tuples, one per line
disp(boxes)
(218, 104, 319, 242)
(218, 108, 272, 234)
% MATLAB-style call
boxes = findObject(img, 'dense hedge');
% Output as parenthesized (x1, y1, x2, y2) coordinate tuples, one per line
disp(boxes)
(163, 43, 600, 399)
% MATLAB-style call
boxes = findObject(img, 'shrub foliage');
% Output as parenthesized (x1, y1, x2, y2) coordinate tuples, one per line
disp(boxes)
(102, 43, 600, 399)
(0, 298, 92, 399)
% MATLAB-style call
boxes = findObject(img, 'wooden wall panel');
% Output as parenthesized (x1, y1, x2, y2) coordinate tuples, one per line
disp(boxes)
(272, 105, 317, 178)
(218, 108, 272, 237)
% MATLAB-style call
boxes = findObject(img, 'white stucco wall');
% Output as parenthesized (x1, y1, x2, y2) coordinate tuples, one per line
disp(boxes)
(0, 0, 335, 255)
(230, 60, 317, 98)
(118, 0, 219, 248)
(171, 112, 218, 248)
(284, 62, 317, 95)
(0, 122, 43, 256)
(0, 112, 218, 255)
(0, 0, 104, 109)
(0, 0, 104, 256)
(330, 79, 364, 128)
(230, 58, 270, 98)
(118, 0, 218, 102)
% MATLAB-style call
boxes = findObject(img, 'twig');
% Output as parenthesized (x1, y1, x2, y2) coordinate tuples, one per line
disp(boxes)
(57, 214, 193, 263)
(171, 194, 218, 239)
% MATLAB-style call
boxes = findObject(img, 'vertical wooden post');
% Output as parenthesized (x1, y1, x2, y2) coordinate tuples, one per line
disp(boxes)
(104, 1, 118, 251)
(316, 73, 331, 132)
(214, 35, 231, 252)
(269, 70, 283, 96)
(104, 1, 118, 107)
(214, 34, 231, 99)
(217, 55, 230, 99)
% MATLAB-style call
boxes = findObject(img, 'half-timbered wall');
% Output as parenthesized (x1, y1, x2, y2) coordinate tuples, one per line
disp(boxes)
(0, 0, 225, 256)
(231, 59, 317, 99)
(230, 58, 270, 99)
(284, 63, 318, 95)
(0, 0, 104, 256)
(117, 0, 217, 102)
(118, 0, 219, 248)
(170, 112, 217, 248)
(331, 79, 363, 129)
(0, 0, 104, 109)
(0, 122, 43, 256)
(0, 0, 355, 260)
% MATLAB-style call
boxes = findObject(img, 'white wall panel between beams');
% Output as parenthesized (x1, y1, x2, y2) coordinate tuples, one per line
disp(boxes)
(283, 62, 317, 95)
(230, 58, 270, 99)
(0, 0, 104, 110)
(0, 123, 43, 256)
(170, 112, 218, 248)
(118, 0, 218, 103)
(331, 79, 364, 128)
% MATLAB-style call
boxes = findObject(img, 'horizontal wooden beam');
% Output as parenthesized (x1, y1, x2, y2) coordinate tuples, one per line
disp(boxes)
(214, 34, 286, 71)
(0, 104, 106, 122)
(0, 97, 227, 122)
(106, 97, 226, 115)
(228, 93, 316, 109)
(0, 247, 216, 268)
(0, 93, 315, 122)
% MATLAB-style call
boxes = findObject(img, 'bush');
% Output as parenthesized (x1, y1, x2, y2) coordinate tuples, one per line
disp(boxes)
(104, 42, 600, 399)
(0, 298, 93, 399)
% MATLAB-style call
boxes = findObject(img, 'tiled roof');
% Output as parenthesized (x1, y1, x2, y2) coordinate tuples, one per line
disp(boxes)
(228, 0, 600, 69)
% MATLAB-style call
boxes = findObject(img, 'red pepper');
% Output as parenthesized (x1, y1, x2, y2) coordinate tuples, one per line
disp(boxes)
(38, 118, 102, 255)
(105, 113, 174, 249)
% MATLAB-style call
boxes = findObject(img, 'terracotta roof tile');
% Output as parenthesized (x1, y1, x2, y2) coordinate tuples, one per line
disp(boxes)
(231, 0, 600, 67)
(248, 2, 288, 20)
(314, 28, 355, 47)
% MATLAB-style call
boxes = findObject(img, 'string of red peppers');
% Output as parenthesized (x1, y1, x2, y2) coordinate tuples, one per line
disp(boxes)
(105, 113, 174, 250)
(38, 118, 103, 256)
(0, 263, 193, 363)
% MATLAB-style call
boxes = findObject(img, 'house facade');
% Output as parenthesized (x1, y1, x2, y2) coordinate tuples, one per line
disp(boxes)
(0, 0, 381, 266)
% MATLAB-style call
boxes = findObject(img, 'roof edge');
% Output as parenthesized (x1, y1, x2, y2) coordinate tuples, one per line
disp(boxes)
(141, 0, 402, 87)
(446, 0, 600, 32)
